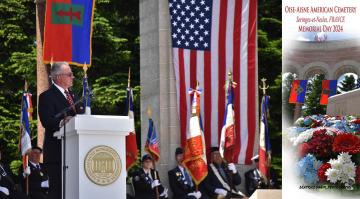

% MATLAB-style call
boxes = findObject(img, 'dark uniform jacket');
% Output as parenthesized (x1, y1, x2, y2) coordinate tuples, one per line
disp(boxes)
(19, 162, 49, 199)
(245, 168, 279, 196)
(132, 168, 168, 199)
(204, 163, 243, 198)
(168, 166, 210, 199)
(0, 163, 28, 199)
(38, 84, 84, 164)
(168, 166, 194, 199)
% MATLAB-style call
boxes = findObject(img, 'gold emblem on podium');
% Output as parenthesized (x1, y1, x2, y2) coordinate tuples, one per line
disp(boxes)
(84, 145, 122, 186)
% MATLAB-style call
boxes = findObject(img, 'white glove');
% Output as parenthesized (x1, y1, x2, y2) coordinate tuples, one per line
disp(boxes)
(151, 179, 161, 188)
(0, 186, 9, 196)
(160, 188, 168, 197)
(188, 191, 202, 199)
(41, 180, 49, 188)
(24, 166, 31, 176)
(228, 163, 237, 174)
(215, 188, 228, 196)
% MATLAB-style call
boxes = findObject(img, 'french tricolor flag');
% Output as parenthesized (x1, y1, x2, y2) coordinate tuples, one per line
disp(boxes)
(259, 95, 271, 179)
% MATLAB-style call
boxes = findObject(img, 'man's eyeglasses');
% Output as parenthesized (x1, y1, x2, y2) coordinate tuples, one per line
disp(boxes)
(58, 73, 74, 77)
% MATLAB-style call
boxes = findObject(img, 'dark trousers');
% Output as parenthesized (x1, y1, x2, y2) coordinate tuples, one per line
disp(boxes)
(29, 191, 48, 199)
(44, 163, 61, 199)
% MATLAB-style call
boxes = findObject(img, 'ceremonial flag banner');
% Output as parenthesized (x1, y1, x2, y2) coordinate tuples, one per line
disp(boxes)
(320, 80, 337, 105)
(289, 80, 307, 104)
(259, 95, 271, 179)
(20, 92, 32, 169)
(126, 88, 138, 170)
(184, 89, 208, 185)
(219, 80, 236, 163)
(145, 118, 160, 162)
(168, 0, 257, 165)
(43, 0, 95, 66)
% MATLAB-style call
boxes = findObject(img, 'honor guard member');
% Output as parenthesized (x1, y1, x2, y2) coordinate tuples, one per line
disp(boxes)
(132, 154, 168, 199)
(245, 155, 279, 196)
(168, 147, 206, 199)
(204, 147, 247, 199)
(0, 150, 28, 199)
(19, 147, 49, 199)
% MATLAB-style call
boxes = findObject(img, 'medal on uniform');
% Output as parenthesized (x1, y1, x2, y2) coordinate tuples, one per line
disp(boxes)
(40, 172, 43, 177)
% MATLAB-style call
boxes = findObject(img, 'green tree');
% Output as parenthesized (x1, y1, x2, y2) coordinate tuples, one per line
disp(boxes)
(0, 0, 141, 173)
(258, 0, 282, 184)
(0, 0, 37, 172)
(303, 74, 326, 116)
(338, 75, 356, 93)
(282, 73, 296, 124)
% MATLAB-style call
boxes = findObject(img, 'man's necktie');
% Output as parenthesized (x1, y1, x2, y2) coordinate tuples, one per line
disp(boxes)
(64, 90, 76, 113)
(36, 165, 40, 170)
(183, 168, 193, 187)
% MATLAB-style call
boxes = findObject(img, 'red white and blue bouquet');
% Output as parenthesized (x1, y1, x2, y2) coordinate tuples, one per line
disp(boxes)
(287, 115, 360, 190)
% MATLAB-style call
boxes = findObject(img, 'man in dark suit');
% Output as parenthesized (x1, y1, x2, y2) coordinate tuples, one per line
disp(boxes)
(38, 62, 84, 199)
(132, 154, 168, 199)
(168, 147, 203, 199)
(245, 155, 279, 196)
(0, 150, 28, 199)
(19, 147, 49, 199)
(204, 147, 247, 199)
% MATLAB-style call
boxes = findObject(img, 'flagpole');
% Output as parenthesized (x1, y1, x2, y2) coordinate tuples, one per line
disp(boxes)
(128, 66, 131, 88)
(26, 155, 29, 195)
(259, 78, 270, 187)
(147, 107, 159, 199)
(24, 80, 29, 196)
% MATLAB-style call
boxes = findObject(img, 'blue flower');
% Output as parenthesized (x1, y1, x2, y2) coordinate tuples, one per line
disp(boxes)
(297, 154, 322, 185)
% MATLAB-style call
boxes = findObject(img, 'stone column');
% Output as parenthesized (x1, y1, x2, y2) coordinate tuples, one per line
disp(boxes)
(139, 0, 179, 188)
(35, 0, 49, 149)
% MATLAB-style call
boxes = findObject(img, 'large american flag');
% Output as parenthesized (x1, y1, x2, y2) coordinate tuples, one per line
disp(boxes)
(168, 0, 257, 164)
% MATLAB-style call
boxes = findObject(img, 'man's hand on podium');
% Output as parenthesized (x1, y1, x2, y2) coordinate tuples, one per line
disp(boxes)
(59, 116, 73, 127)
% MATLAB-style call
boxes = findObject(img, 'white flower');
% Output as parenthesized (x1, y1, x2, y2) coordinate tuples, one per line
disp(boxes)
(313, 159, 322, 170)
(339, 173, 350, 184)
(292, 130, 313, 146)
(341, 162, 356, 179)
(328, 159, 342, 170)
(325, 168, 340, 183)
(325, 130, 334, 136)
(338, 152, 352, 164)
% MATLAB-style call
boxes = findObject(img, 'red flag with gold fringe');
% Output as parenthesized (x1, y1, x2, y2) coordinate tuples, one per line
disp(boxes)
(183, 87, 208, 185)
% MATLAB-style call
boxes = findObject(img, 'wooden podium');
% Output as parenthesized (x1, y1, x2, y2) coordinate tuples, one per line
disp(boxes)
(54, 115, 133, 199)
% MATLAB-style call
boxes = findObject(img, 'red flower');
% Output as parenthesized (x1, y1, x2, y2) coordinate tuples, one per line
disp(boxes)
(356, 166, 360, 185)
(318, 163, 331, 182)
(306, 129, 334, 158)
(298, 143, 311, 157)
(332, 134, 360, 154)
(351, 118, 360, 125)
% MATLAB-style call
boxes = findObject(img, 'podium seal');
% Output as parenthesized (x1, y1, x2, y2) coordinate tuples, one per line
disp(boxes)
(84, 145, 122, 186)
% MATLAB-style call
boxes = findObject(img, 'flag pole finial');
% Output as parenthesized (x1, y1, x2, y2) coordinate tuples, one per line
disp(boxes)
(50, 56, 54, 67)
(128, 67, 131, 88)
(24, 80, 28, 92)
(147, 106, 152, 118)
(83, 62, 88, 77)
(228, 71, 233, 81)
(259, 78, 269, 95)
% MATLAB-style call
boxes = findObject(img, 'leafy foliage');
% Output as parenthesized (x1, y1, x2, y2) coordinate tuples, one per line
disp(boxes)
(338, 75, 356, 93)
(258, 0, 282, 185)
(303, 74, 326, 116)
